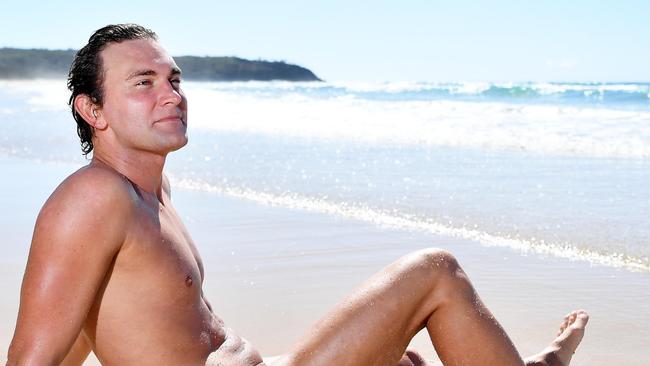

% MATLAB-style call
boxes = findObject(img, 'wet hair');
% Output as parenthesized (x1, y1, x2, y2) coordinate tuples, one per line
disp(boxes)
(67, 24, 158, 155)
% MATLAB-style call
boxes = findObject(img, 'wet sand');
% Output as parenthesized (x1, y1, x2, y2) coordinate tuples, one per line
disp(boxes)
(1, 156, 649, 365)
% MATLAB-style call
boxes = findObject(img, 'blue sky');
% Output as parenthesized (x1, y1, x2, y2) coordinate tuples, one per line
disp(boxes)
(2, 0, 648, 82)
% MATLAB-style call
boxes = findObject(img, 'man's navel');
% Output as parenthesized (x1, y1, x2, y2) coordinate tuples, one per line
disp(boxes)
(185, 274, 193, 287)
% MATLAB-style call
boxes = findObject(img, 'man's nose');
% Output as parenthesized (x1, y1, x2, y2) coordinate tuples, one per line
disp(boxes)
(160, 81, 183, 106)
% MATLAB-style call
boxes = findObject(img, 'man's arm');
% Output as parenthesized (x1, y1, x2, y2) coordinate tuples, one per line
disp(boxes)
(7, 168, 132, 365)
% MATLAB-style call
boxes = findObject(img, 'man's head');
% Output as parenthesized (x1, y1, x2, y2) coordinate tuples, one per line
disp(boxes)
(68, 24, 158, 155)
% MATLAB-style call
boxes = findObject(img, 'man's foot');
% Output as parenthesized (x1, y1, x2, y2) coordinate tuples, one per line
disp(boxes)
(525, 310, 589, 366)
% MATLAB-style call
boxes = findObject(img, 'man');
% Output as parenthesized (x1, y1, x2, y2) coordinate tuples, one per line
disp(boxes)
(7, 24, 588, 366)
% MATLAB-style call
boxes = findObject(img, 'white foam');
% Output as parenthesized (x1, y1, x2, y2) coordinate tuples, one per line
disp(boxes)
(0, 79, 70, 111)
(185, 82, 650, 159)
(172, 177, 650, 273)
(4, 80, 649, 159)
(215, 80, 649, 96)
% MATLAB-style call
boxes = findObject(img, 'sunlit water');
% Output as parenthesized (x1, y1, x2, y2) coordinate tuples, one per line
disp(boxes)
(1, 79, 648, 271)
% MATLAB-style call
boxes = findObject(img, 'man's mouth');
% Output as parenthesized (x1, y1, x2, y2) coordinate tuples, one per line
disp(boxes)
(156, 115, 186, 125)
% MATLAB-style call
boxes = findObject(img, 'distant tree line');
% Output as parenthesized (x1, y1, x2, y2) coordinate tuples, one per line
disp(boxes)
(0, 48, 321, 82)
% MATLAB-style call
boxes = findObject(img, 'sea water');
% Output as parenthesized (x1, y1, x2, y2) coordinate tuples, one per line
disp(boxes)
(1, 79, 648, 272)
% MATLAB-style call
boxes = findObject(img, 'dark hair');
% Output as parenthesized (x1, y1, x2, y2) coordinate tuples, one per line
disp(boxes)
(67, 24, 158, 155)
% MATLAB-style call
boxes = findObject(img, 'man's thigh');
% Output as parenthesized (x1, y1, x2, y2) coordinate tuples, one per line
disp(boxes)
(273, 250, 445, 366)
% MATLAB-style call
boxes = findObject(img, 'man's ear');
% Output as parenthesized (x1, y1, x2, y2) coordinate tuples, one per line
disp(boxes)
(74, 94, 107, 130)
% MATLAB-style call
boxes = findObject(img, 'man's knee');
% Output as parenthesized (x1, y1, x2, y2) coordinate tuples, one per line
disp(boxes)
(407, 248, 460, 275)
(398, 248, 475, 304)
(400, 248, 469, 294)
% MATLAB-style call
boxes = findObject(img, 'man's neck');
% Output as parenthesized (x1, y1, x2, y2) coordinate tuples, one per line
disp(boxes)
(91, 147, 167, 202)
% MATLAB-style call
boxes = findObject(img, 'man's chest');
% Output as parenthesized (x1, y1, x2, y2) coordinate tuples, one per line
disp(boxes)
(109, 202, 206, 303)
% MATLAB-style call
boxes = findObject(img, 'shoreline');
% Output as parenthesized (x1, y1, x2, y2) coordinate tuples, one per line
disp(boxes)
(1, 156, 649, 365)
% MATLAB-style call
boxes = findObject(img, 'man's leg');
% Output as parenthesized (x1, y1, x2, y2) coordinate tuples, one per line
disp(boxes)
(273, 248, 585, 366)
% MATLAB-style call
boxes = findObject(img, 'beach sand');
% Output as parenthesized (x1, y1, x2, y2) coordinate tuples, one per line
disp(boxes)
(1, 156, 649, 365)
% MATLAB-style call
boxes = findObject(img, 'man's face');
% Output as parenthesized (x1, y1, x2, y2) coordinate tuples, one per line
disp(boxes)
(98, 38, 188, 155)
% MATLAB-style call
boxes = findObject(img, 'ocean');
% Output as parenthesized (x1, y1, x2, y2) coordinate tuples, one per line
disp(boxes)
(1, 79, 648, 272)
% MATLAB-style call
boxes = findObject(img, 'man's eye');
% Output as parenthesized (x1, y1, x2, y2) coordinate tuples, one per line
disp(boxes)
(170, 78, 181, 85)
(136, 79, 152, 86)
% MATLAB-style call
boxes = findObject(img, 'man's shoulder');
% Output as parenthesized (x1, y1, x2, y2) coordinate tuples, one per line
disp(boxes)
(29, 163, 138, 261)
(39, 163, 138, 225)
(58, 163, 136, 202)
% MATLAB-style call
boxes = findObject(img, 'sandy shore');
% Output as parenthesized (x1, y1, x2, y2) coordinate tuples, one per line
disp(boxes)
(1, 156, 649, 365)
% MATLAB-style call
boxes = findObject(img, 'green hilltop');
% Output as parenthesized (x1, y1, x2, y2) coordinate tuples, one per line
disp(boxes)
(0, 48, 321, 82)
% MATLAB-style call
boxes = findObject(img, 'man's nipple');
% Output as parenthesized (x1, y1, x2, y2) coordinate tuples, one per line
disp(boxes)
(185, 274, 193, 287)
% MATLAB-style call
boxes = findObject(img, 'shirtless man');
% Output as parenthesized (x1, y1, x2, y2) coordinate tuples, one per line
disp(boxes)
(7, 24, 588, 366)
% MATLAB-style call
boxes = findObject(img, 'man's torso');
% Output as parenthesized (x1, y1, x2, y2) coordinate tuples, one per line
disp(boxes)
(80, 167, 264, 365)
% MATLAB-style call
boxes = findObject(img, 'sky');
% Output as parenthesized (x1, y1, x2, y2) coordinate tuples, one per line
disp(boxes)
(2, 0, 649, 82)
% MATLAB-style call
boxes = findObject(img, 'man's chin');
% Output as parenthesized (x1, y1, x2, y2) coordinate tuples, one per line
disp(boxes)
(169, 136, 189, 152)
